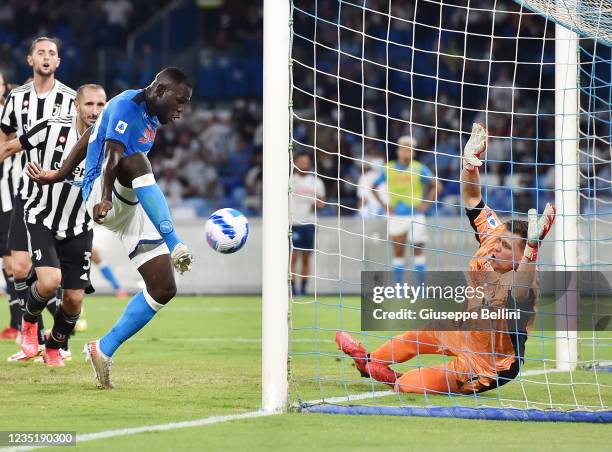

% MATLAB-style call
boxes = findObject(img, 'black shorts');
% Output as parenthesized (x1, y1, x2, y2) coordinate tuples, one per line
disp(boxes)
(292, 224, 315, 251)
(27, 222, 94, 290)
(0, 210, 11, 256)
(8, 197, 29, 252)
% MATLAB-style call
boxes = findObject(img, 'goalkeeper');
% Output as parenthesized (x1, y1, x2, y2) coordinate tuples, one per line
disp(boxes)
(336, 123, 556, 394)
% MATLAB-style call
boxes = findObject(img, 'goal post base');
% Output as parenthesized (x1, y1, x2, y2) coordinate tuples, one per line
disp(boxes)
(301, 403, 612, 423)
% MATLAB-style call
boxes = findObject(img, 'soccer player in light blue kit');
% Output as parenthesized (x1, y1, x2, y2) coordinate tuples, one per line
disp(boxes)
(26, 67, 194, 388)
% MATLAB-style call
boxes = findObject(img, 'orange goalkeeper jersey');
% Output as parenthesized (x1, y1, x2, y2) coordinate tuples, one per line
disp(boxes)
(429, 204, 538, 386)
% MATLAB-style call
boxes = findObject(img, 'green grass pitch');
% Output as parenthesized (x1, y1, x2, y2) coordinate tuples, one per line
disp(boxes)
(0, 295, 610, 451)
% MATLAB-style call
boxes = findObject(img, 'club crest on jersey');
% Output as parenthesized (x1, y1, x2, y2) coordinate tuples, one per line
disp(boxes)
(52, 103, 62, 116)
(115, 120, 128, 134)
(486, 213, 498, 228)
(138, 124, 157, 144)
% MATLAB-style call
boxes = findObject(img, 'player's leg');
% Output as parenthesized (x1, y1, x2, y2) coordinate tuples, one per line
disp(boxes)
(389, 215, 409, 284)
(44, 230, 93, 367)
(298, 224, 315, 295)
(394, 355, 486, 395)
(369, 329, 443, 365)
(18, 223, 61, 359)
(394, 363, 463, 394)
(290, 250, 300, 295)
(92, 246, 127, 298)
(0, 208, 20, 339)
(0, 255, 20, 340)
(410, 214, 428, 285)
(97, 253, 175, 359)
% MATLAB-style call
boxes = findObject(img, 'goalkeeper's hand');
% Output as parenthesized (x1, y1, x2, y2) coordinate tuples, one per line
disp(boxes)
(523, 203, 556, 262)
(463, 122, 488, 171)
(171, 243, 193, 274)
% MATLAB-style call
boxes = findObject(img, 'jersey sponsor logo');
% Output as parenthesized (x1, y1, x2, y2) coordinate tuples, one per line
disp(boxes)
(486, 213, 498, 228)
(115, 120, 128, 134)
(138, 124, 157, 144)
(59, 136, 66, 144)
(23, 100, 29, 108)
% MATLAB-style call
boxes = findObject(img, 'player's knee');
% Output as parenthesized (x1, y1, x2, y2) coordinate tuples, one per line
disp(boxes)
(36, 270, 62, 297)
(61, 290, 84, 313)
(12, 259, 31, 279)
(148, 281, 176, 304)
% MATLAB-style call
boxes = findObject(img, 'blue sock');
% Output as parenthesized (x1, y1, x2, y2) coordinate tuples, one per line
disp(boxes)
(100, 265, 121, 291)
(132, 175, 181, 252)
(99, 290, 161, 357)
(392, 258, 405, 284)
(414, 256, 426, 286)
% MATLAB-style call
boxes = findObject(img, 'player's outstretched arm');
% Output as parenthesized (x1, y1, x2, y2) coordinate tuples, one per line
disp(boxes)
(512, 203, 556, 301)
(26, 127, 92, 185)
(461, 123, 487, 209)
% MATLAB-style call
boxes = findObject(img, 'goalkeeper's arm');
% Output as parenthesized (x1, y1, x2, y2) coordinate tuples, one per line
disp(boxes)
(461, 123, 488, 209)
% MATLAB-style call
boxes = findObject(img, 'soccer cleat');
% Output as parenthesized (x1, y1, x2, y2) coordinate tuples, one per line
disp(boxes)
(43, 348, 64, 367)
(335, 331, 369, 377)
(8, 345, 43, 362)
(83, 340, 115, 389)
(367, 361, 401, 385)
(0, 326, 19, 340)
(171, 243, 193, 274)
(20, 319, 40, 358)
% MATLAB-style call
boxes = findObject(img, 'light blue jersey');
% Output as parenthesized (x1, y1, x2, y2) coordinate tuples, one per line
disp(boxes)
(82, 89, 159, 200)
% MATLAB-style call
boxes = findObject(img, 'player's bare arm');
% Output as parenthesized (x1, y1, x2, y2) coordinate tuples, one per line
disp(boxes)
(26, 126, 92, 184)
(94, 139, 127, 224)
(0, 136, 22, 163)
(371, 179, 392, 213)
(418, 178, 443, 212)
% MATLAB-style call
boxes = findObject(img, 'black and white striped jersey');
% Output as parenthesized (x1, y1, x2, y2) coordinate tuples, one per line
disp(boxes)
(19, 114, 91, 238)
(0, 103, 14, 212)
(0, 80, 76, 202)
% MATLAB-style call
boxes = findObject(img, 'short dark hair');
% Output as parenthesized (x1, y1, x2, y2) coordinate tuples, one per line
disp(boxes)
(504, 219, 529, 244)
(156, 67, 192, 88)
(76, 84, 105, 100)
(28, 37, 60, 56)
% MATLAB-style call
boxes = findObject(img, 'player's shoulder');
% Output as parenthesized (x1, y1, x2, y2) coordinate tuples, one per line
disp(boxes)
(7, 81, 34, 96)
(46, 114, 74, 127)
(56, 80, 77, 98)
(106, 89, 145, 115)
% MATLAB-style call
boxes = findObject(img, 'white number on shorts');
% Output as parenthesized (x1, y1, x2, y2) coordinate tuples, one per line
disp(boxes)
(83, 251, 91, 270)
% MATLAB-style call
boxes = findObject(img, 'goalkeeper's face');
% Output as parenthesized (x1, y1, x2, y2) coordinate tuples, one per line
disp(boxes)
(491, 231, 525, 273)
(397, 146, 414, 165)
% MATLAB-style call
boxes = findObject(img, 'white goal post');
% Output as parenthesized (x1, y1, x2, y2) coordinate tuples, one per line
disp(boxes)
(262, 0, 611, 419)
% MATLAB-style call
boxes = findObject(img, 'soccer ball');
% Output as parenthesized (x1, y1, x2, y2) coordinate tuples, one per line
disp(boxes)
(205, 208, 249, 254)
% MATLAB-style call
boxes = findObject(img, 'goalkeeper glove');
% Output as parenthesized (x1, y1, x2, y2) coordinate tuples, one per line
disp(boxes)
(171, 243, 193, 274)
(523, 203, 556, 262)
(463, 122, 488, 171)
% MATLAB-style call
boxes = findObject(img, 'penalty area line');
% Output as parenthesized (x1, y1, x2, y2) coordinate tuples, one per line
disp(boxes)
(0, 410, 278, 452)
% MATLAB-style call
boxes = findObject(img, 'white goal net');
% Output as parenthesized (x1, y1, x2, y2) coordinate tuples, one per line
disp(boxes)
(279, 0, 612, 421)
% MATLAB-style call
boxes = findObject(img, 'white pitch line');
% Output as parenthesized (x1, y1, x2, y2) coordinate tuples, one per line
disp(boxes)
(303, 368, 558, 405)
(0, 411, 278, 452)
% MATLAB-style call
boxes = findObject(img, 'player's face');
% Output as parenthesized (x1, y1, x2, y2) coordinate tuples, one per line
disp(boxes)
(27, 41, 60, 77)
(75, 88, 107, 127)
(156, 83, 192, 124)
(491, 231, 525, 272)
(0, 73, 5, 98)
(295, 155, 311, 172)
(397, 146, 413, 165)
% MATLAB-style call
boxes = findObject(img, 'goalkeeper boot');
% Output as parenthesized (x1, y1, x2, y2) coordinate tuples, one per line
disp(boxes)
(20, 319, 40, 358)
(367, 361, 402, 385)
(335, 331, 369, 377)
(83, 340, 115, 389)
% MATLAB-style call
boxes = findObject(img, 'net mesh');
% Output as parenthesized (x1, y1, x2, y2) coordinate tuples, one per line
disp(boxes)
(288, 0, 611, 415)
